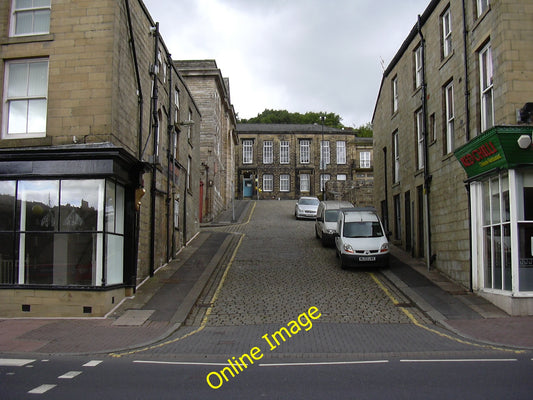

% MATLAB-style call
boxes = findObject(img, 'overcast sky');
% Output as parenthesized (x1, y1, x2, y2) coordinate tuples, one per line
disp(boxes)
(142, 0, 430, 127)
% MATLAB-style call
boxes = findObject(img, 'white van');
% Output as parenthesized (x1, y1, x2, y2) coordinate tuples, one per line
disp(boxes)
(314, 200, 353, 246)
(334, 207, 390, 269)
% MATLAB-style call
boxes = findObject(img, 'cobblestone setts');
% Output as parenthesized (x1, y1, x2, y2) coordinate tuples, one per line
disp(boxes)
(200, 201, 420, 326)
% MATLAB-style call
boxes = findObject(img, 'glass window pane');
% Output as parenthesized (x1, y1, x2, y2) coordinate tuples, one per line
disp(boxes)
(8, 63, 28, 97)
(105, 181, 115, 233)
(28, 62, 48, 96)
(0, 233, 16, 284)
(60, 180, 103, 231)
(17, 180, 59, 231)
(64, 233, 96, 286)
(484, 227, 492, 288)
(27, 99, 47, 133)
(116, 184, 124, 235)
(0, 181, 16, 230)
(15, 11, 33, 35)
(491, 178, 500, 223)
(33, 9, 50, 33)
(519, 223, 533, 291)
(16, 0, 33, 9)
(503, 224, 512, 291)
(106, 234, 123, 285)
(8, 100, 28, 134)
(24, 232, 54, 284)
(493, 226, 502, 289)
(34, 0, 52, 7)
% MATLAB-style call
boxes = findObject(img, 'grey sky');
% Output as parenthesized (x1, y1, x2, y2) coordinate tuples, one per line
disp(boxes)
(142, 0, 430, 127)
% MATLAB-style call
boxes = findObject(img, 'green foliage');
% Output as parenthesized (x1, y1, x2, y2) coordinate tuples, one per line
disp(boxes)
(238, 109, 373, 137)
(355, 122, 373, 137)
(239, 109, 344, 128)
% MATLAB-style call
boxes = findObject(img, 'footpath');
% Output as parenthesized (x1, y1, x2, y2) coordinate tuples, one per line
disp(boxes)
(0, 200, 532, 355)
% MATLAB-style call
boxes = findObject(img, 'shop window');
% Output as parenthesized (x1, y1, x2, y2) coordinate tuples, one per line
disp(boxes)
(0, 179, 124, 287)
(482, 174, 511, 290)
(519, 172, 533, 291)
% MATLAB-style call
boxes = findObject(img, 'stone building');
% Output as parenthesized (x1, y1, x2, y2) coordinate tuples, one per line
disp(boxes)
(372, 0, 533, 314)
(0, 0, 201, 317)
(235, 123, 374, 202)
(175, 60, 237, 223)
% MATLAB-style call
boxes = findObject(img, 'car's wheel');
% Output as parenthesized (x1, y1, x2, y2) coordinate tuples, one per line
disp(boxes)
(315, 226, 320, 239)
(338, 252, 346, 270)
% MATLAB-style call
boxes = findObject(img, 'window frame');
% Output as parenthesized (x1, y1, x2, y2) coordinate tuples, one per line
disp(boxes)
(414, 46, 423, 89)
(263, 141, 273, 164)
(392, 76, 398, 113)
(393, 131, 400, 184)
(300, 174, 310, 192)
(416, 109, 424, 170)
(263, 174, 273, 192)
(242, 140, 253, 164)
(320, 140, 330, 169)
(3, 58, 49, 139)
(300, 139, 310, 164)
(442, 8, 452, 58)
(280, 140, 290, 164)
(336, 141, 346, 164)
(480, 42, 494, 132)
(444, 81, 455, 154)
(279, 174, 290, 192)
(360, 151, 371, 169)
(10, 0, 51, 37)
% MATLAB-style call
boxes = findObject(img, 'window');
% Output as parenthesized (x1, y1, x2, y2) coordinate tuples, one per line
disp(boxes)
(320, 141, 330, 169)
(393, 131, 400, 183)
(187, 109, 193, 140)
(482, 173, 511, 291)
(0, 179, 124, 286)
(518, 172, 533, 291)
(336, 141, 346, 164)
(477, 0, 490, 17)
(442, 8, 452, 58)
(263, 141, 273, 164)
(300, 140, 310, 164)
(392, 76, 398, 113)
(11, 0, 51, 36)
(429, 113, 436, 143)
(300, 174, 310, 192)
(280, 174, 290, 192)
(320, 174, 330, 192)
(445, 81, 455, 154)
(337, 174, 347, 181)
(280, 141, 289, 164)
(416, 109, 424, 170)
(263, 174, 273, 192)
(414, 46, 423, 89)
(174, 86, 180, 124)
(243, 140, 253, 164)
(3, 59, 49, 139)
(394, 194, 402, 240)
(480, 43, 494, 132)
(360, 151, 371, 168)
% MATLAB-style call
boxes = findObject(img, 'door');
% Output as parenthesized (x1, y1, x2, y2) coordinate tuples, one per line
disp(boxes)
(243, 178, 253, 198)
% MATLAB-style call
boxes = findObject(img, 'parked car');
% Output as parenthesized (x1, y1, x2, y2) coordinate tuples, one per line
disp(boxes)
(294, 196, 320, 219)
(315, 200, 353, 246)
(334, 207, 390, 269)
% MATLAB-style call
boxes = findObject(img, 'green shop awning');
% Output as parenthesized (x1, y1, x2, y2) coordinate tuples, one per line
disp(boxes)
(454, 125, 533, 179)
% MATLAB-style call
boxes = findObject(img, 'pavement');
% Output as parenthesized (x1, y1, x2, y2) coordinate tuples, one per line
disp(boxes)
(0, 199, 532, 356)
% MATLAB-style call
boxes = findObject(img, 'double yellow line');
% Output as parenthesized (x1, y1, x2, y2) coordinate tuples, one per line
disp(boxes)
(369, 273, 524, 354)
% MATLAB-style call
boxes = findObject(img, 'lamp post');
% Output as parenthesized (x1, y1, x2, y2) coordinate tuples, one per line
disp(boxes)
(320, 115, 326, 200)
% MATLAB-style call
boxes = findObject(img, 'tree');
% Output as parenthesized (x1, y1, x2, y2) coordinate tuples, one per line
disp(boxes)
(354, 122, 373, 137)
(239, 109, 344, 129)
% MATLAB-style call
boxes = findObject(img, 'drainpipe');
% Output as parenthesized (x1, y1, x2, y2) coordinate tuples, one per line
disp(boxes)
(382, 146, 389, 233)
(462, 0, 474, 291)
(149, 22, 159, 277)
(125, 0, 144, 290)
(418, 15, 433, 271)
(166, 54, 173, 262)
(462, 0, 471, 142)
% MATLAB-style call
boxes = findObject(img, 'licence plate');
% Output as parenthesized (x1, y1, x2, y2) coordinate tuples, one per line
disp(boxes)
(359, 256, 376, 262)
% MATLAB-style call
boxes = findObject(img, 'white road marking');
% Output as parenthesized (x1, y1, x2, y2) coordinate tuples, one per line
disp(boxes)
(0, 358, 35, 367)
(28, 384, 56, 394)
(134, 360, 230, 366)
(259, 360, 389, 367)
(59, 371, 82, 379)
(400, 359, 517, 363)
(83, 360, 103, 367)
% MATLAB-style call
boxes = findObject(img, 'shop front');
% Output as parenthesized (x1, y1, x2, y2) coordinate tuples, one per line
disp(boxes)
(0, 144, 144, 317)
(455, 126, 533, 315)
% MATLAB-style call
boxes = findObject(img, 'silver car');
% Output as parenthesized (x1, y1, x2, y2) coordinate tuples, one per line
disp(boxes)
(294, 196, 320, 219)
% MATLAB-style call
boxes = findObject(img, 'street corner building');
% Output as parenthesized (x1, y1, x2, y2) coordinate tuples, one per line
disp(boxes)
(372, 0, 533, 315)
(0, 0, 201, 317)
(235, 123, 374, 204)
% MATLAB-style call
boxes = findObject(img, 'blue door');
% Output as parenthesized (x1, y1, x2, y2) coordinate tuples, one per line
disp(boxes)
(243, 178, 253, 197)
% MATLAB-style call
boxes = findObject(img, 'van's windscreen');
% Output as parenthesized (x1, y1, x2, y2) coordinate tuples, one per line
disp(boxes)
(343, 221, 383, 238)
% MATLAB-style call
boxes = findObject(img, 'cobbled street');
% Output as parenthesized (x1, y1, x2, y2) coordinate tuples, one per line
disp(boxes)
(134, 200, 500, 360)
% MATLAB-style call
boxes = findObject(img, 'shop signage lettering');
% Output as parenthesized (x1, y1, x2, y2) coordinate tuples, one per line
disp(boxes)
(459, 141, 499, 168)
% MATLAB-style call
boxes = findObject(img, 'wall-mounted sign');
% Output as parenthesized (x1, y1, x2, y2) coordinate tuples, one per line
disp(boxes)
(454, 126, 533, 179)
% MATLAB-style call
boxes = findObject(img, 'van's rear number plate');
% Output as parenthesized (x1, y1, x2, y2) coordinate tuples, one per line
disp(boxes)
(359, 256, 376, 261)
